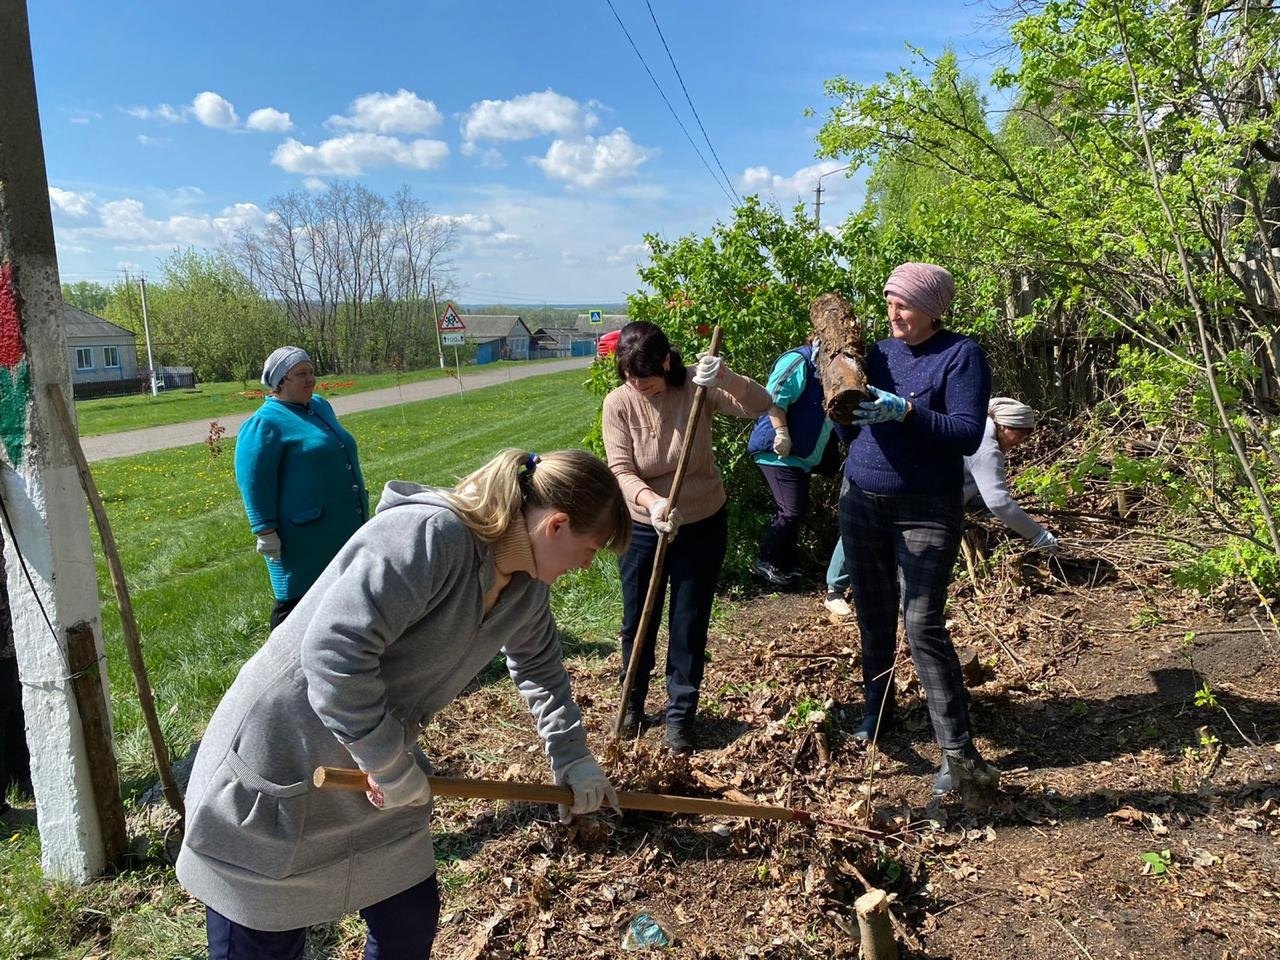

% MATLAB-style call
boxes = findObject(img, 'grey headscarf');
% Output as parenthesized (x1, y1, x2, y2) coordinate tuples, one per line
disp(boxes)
(261, 346, 311, 390)
(988, 397, 1036, 429)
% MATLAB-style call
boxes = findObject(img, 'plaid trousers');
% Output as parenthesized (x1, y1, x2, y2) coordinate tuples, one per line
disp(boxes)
(839, 480, 972, 749)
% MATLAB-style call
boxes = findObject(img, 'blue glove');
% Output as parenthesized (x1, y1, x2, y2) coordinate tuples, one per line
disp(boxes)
(852, 386, 909, 425)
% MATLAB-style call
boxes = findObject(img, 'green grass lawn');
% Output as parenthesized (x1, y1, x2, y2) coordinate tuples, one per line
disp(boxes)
(1, 369, 628, 958)
(72, 359, 565, 437)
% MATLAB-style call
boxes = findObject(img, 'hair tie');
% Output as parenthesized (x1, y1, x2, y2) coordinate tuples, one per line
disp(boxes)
(518, 452, 539, 497)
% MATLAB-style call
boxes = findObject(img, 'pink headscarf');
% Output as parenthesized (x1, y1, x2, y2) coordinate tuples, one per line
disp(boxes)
(883, 262, 956, 321)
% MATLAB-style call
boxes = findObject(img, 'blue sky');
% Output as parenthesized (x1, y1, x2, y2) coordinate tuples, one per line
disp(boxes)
(30, 0, 1006, 303)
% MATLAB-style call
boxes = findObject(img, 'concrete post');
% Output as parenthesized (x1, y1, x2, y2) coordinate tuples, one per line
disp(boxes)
(0, 0, 117, 881)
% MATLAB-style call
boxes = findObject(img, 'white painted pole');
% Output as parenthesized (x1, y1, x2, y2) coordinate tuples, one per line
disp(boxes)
(454, 345, 463, 396)
(139, 277, 157, 396)
(429, 283, 445, 370)
(0, 0, 118, 882)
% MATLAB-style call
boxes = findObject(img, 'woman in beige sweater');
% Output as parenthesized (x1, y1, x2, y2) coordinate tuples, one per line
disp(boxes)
(602, 321, 771, 753)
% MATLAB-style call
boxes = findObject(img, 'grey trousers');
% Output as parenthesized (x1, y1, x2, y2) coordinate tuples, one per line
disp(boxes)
(839, 480, 971, 749)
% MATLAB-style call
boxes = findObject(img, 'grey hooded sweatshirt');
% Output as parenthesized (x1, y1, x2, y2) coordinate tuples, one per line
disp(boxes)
(176, 483, 593, 931)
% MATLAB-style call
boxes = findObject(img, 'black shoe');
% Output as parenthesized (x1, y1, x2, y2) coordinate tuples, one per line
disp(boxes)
(933, 743, 1000, 797)
(664, 724, 694, 756)
(852, 679, 896, 744)
(852, 711, 890, 745)
(753, 560, 794, 588)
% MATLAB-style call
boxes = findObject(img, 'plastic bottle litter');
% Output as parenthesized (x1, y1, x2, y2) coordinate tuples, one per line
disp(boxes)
(621, 913, 673, 951)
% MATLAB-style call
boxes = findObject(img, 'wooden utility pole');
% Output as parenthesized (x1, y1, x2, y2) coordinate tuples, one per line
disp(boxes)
(0, 0, 125, 881)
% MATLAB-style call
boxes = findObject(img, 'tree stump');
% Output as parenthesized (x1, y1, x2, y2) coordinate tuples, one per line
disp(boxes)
(809, 293, 868, 423)
(855, 888, 899, 960)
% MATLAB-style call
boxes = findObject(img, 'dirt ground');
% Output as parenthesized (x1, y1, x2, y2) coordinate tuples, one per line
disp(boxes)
(411, 541, 1280, 960)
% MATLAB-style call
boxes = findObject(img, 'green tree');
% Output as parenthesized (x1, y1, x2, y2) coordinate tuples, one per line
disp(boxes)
(60, 280, 111, 315)
(104, 252, 286, 384)
(814, 0, 1280, 590)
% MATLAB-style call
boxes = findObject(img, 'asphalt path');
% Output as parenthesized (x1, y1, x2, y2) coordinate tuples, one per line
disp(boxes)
(80, 356, 593, 463)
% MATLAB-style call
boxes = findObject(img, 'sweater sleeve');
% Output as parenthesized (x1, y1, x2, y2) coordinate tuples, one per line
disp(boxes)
(503, 600, 591, 782)
(709, 371, 772, 419)
(602, 391, 652, 508)
(234, 410, 283, 534)
(300, 512, 469, 774)
(965, 433, 1048, 542)
(907, 340, 991, 456)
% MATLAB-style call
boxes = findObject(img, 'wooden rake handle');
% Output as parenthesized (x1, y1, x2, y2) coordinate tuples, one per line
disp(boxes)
(313, 766, 808, 823)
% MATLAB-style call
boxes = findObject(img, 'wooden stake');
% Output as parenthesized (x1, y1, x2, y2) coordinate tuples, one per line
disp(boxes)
(66, 621, 128, 867)
(46, 385, 185, 820)
(855, 888, 899, 960)
(613, 325, 723, 738)
(313, 766, 809, 823)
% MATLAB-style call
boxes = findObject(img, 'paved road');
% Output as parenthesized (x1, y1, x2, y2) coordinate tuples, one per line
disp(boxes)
(81, 357, 593, 462)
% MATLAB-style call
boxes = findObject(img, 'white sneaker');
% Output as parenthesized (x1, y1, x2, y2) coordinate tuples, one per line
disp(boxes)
(824, 594, 854, 620)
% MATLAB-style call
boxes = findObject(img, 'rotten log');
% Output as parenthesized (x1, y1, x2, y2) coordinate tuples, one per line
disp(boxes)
(809, 292, 869, 424)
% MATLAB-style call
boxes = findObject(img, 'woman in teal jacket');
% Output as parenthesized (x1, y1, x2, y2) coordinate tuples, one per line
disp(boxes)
(235, 346, 367, 628)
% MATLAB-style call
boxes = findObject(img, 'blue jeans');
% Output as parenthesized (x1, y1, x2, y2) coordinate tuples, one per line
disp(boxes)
(825, 538, 849, 594)
(206, 872, 440, 960)
(619, 509, 728, 728)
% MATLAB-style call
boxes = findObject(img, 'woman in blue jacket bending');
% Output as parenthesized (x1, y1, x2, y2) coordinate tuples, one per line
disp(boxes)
(235, 346, 367, 628)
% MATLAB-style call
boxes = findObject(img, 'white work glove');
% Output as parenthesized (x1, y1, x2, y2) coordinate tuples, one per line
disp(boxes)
(557, 755, 621, 824)
(692, 353, 727, 388)
(255, 530, 282, 559)
(646, 497, 683, 537)
(1030, 529, 1061, 554)
(366, 751, 432, 810)
(772, 425, 792, 457)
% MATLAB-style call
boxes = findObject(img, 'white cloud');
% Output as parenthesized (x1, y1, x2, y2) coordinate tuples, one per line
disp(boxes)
(191, 91, 239, 130)
(137, 134, 168, 147)
(127, 103, 186, 123)
(461, 89, 598, 144)
(461, 143, 507, 168)
(63, 108, 101, 125)
(246, 107, 293, 132)
(271, 133, 449, 175)
(60, 197, 268, 251)
(560, 251, 583, 267)
(739, 160, 851, 201)
(49, 187, 94, 218)
(433, 213, 498, 234)
(302, 177, 327, 192)
(473, 271, 495, 281)
(605, 241, 650, 265)
(532, 128, 653, 189)
(325, 89, 442, 135)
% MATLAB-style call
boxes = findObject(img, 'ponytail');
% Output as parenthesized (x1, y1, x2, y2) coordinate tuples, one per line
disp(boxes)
(441, 448, 631, 553)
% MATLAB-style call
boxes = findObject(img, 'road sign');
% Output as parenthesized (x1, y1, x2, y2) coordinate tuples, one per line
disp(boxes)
(442, 332, 465, 347)
(438, 304, 466, 332)
(589, 309, 603, 325)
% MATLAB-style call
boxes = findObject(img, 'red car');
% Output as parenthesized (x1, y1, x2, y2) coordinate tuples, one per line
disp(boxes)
(596, 329, 621, 358)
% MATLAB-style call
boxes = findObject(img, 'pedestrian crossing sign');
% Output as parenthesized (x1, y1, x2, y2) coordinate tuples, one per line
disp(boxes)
(589, 309, 602, 325)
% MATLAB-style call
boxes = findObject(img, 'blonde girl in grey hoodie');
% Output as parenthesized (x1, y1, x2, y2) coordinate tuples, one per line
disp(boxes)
(177, 448, 630, 960)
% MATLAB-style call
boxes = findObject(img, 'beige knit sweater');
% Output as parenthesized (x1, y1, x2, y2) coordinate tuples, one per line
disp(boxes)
(602, 372, 771, 525)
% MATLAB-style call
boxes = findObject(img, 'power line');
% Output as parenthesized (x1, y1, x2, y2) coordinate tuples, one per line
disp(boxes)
(601, 0, 738, 206)
(643, 0, 741, 205)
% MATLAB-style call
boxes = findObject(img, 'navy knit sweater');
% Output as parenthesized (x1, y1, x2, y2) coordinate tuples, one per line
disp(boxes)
(841, 330, 991, 495)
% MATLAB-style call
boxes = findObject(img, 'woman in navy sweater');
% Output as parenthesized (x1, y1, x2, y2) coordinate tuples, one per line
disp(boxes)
(839, 263, 999, 798)
(235, 347, 368, 629)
